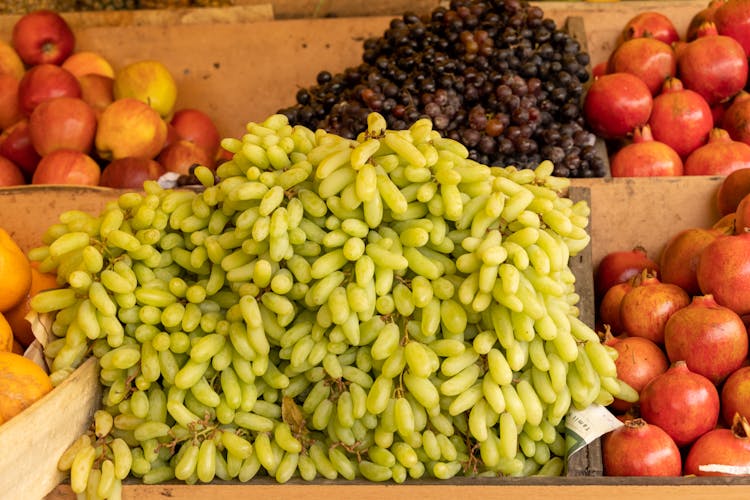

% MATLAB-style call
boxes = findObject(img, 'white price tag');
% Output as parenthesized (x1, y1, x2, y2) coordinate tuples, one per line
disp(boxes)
(565, 404, 624, 459)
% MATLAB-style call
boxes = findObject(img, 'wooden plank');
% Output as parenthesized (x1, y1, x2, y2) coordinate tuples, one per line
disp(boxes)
(46, 480, 750, 500)
(570, 176, 724, 272)
(41, 16, 396, 139)
(0, 5, 273, 31)
(0, 358, 100, 500)
(0, 185, 123, 252)
(235, 0, 440, 19)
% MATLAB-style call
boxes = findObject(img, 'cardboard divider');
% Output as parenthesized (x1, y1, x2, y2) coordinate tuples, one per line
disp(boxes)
(0, 358, 100, 500)
(570, 177, 724, 271)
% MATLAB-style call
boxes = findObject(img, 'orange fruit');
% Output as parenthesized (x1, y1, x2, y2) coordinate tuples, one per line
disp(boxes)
(0, 312, 12, 353)
(0, 227, 32, 313)
(4, 266, 59, 348)
(0, 351, 53, 424)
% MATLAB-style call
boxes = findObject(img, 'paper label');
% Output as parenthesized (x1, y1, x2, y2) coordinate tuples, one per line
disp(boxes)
(565, 404, 623, 459)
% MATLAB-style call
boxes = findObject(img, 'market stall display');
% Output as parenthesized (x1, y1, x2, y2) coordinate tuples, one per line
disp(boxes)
(2, 1, 750, 499)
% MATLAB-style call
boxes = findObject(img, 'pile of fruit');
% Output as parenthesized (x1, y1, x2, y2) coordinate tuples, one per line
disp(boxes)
(0, 226, 56, 425)
(0, 10, 224, 189)
(595, 168, 750, 476)
(22, 110, 633, 494)
(278, 0, 607, 179)
(583, 0, 750, 177)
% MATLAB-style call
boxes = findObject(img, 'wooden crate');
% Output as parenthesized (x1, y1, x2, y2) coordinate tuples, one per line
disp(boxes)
(0, 1, 747, 498)
(0, 186, 595, 497)
(33, 177, 750, 498)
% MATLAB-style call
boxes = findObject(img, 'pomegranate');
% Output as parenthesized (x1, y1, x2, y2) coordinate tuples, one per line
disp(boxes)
(721, 367, 750, 426)
(717, 167, 750, 215)
(595, 246, 658, 300)
(713, 213, 737, 233)
(712, 101, 729, 126)
(688, 0, 729, 40)
(685, 128, 750, 175)
(678, 22, 748, 106)
(672, 40, 688, 61)
(604, 331, 669, 413)
(583, 72, 653, 140)
(622, 12, 680, 45)
(684, 414, 750, 476)
(592, 61, 608, 79)
(608, 37, 676, 96)
(609, 125, 684, 177)
(648, 78, 713, 158)
(619, 270, 690, 345)
(723, 92, 750, 146)
(735, 192, 750, 232)
(715, 0, 750, 56)
(663, 295, 749, 384)
(602, 419, 682, 476)
(697, 232, 750, 315)
(639, 361, 720, 447)
(658, 227, 723, 295)
(599, 282, 632, 334)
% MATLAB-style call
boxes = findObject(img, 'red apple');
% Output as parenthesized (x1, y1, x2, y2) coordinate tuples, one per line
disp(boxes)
(0, 73, 23, 130)
(18, 64, 81, 116)
(11, 10, 75, 66)
(157, 139, 214, 175)
(100, 157, 166, 189)
(0, 120, 41, 176)
(170, 108, 221, 159)
(31, 149, 100, 186)
(164, 122, 179, 149)
(216, 143, 234, 164)
(0, 155, 26, 186)
(95, 98, 167, 160)
(77, 73, 114, 114)
(29, 97, 97, 156)
(61, 51, 114, 79)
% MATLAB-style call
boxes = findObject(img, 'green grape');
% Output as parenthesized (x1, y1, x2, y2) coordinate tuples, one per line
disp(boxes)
(37, 111, 621, 486)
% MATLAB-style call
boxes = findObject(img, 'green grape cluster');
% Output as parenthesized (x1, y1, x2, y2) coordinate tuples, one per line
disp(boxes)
(35, 112, 634, 496)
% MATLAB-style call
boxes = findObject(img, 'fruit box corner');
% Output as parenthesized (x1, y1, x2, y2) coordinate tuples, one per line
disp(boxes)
(571, 176, 725, 272)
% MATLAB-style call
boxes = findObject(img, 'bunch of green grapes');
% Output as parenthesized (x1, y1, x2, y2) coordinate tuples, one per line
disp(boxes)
(32, 112, 634, 497)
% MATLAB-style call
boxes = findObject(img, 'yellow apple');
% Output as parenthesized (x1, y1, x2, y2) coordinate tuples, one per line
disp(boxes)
(0, 73, 23, 130)
(96, 98, 167, 160)
(78, 73, 114, 115)
(0, 41, 24, 80)
(113, 60, 177, 118)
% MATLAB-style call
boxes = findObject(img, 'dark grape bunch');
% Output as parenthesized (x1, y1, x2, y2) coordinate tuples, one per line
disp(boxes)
(278, 0, 607, 178)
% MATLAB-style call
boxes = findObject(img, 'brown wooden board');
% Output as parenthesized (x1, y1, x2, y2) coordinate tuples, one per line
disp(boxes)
(44, 476, 750, 499)
(0, 4, 273, 30)
(235, 0, 441, 19)
(571, 176, 723, 271)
